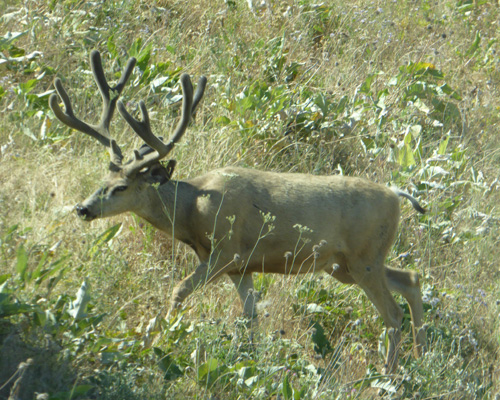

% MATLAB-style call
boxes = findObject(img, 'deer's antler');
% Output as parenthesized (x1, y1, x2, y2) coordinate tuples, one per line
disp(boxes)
(117, 75, 207, 175)
(50, 50, 207, 174)
(49, 50, 136, 167)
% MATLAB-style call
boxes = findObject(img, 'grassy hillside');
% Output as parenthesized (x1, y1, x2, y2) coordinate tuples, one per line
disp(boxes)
(1, 0, 499, 398)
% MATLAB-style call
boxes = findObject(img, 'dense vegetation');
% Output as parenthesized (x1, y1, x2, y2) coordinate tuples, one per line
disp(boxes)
(1, 0, 499, 398)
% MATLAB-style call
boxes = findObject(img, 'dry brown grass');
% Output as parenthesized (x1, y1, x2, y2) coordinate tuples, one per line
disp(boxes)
(1, 0, 500, 398)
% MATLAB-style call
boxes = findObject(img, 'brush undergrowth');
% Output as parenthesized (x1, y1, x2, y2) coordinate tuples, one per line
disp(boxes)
(1, 0, 499, 398)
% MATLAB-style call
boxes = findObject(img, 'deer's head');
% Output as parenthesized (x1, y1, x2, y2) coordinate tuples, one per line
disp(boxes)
(49, 51, 206, 221)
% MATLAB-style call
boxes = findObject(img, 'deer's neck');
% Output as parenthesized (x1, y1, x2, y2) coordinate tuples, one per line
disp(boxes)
(134, 180, 197, 242)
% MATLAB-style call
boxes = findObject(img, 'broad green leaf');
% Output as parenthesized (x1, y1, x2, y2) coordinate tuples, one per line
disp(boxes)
(70, 385, 93, 397)
(335, 95, 348, 113)
(404, 82, 427, 100)
(128, 37, 143, 57)
(466, 31, 481, 57)
(314, 93, 329, 116)
(216, 115, 231, 125)
(197, 358, 218, 380)
(350, 107, 364, 121)
(106, 35, 118, 58)
(414, 61, 436, 71)
(401, 131, 411, 145)
(414, 98, 430, 114)
(128, 38, 152, 71)
(387, 76, 398, 86)
(306, 303, 326, 314)
(31, 250, 50, 280)
(431, 99, 462, 125)
(16, 245, 28, 283)
(403, 61, 444, 79)
(0, 301, 34, 317)
(439, 83, 462, 100)
(0, 293, 8, 304)
(360, 73, 376, 95)
(376, 89, 388, 110)
(398, 142, 416, 168)
(408, 124, 422, 139)
(310, 321, 332, 356)
(371, 378, 397, 393)
(245, 375, 259, 387)
(18, 79, 38, 94)
(0, 274, 11, 286)
(136, 43, 152, 71)
(360, 136, 376, 153)
(68, 280, 90, 320)
(48, 385, 94, 400)
(438, 135, 450, 155)
(34, 255, 70, 286)
(456, 3, 475, 13)
(151, 76, 169, 89)
(282, 373, 293, 400)
(197, 358, 227, 388)
(92, 223, 122, 247)
(0, 30, 28, 50)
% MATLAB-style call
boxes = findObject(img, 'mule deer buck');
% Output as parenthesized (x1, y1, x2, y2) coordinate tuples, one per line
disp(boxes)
(50, 50, 427, 373)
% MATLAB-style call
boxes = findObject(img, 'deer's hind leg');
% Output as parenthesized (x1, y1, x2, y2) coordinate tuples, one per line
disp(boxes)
(348, 258, 405, 374)
(228, 273, 259, 319)
(386, 267, 427, 357)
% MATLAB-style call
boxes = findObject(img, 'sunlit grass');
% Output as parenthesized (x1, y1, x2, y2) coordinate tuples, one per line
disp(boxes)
(1, 0, 499, 398)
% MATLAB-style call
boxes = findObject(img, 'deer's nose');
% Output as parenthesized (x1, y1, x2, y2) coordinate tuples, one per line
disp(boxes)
(76, 205, 93, 220)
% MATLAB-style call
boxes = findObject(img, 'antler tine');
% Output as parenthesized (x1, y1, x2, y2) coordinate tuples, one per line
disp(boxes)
(49, 79, 112, 148)
(49, 50, 136, 167)
(118, 74, 199, 175)
(90, 50, 136, 134)
(191, 76, 207, 116)
(117, 100, 160, 150)
(168, 74, 194, 147)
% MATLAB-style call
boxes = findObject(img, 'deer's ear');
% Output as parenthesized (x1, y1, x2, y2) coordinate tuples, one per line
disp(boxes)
(164, 160, 176, 180)
(147, 160, 176, 185)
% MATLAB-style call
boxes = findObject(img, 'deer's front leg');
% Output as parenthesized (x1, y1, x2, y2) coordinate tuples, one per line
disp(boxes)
(145, 263, 215, 346)
(228, 273, 259, 319)
(169, 262, 218, 314)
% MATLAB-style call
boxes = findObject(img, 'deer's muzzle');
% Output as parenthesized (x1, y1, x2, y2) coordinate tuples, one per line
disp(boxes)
(76, 204, 95, 221)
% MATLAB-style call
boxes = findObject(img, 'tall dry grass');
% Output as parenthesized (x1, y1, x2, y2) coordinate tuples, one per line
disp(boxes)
(1, 0, 499, 398)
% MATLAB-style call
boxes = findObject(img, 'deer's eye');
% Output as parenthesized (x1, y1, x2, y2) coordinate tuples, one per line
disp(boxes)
(112, 185, 128, 194)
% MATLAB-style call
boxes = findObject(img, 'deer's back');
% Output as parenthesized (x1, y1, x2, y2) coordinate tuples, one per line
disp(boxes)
(185, 167, 401, 269)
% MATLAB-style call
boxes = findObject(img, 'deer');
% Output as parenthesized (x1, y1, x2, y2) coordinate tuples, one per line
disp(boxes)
(50, 50, 427, 373)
